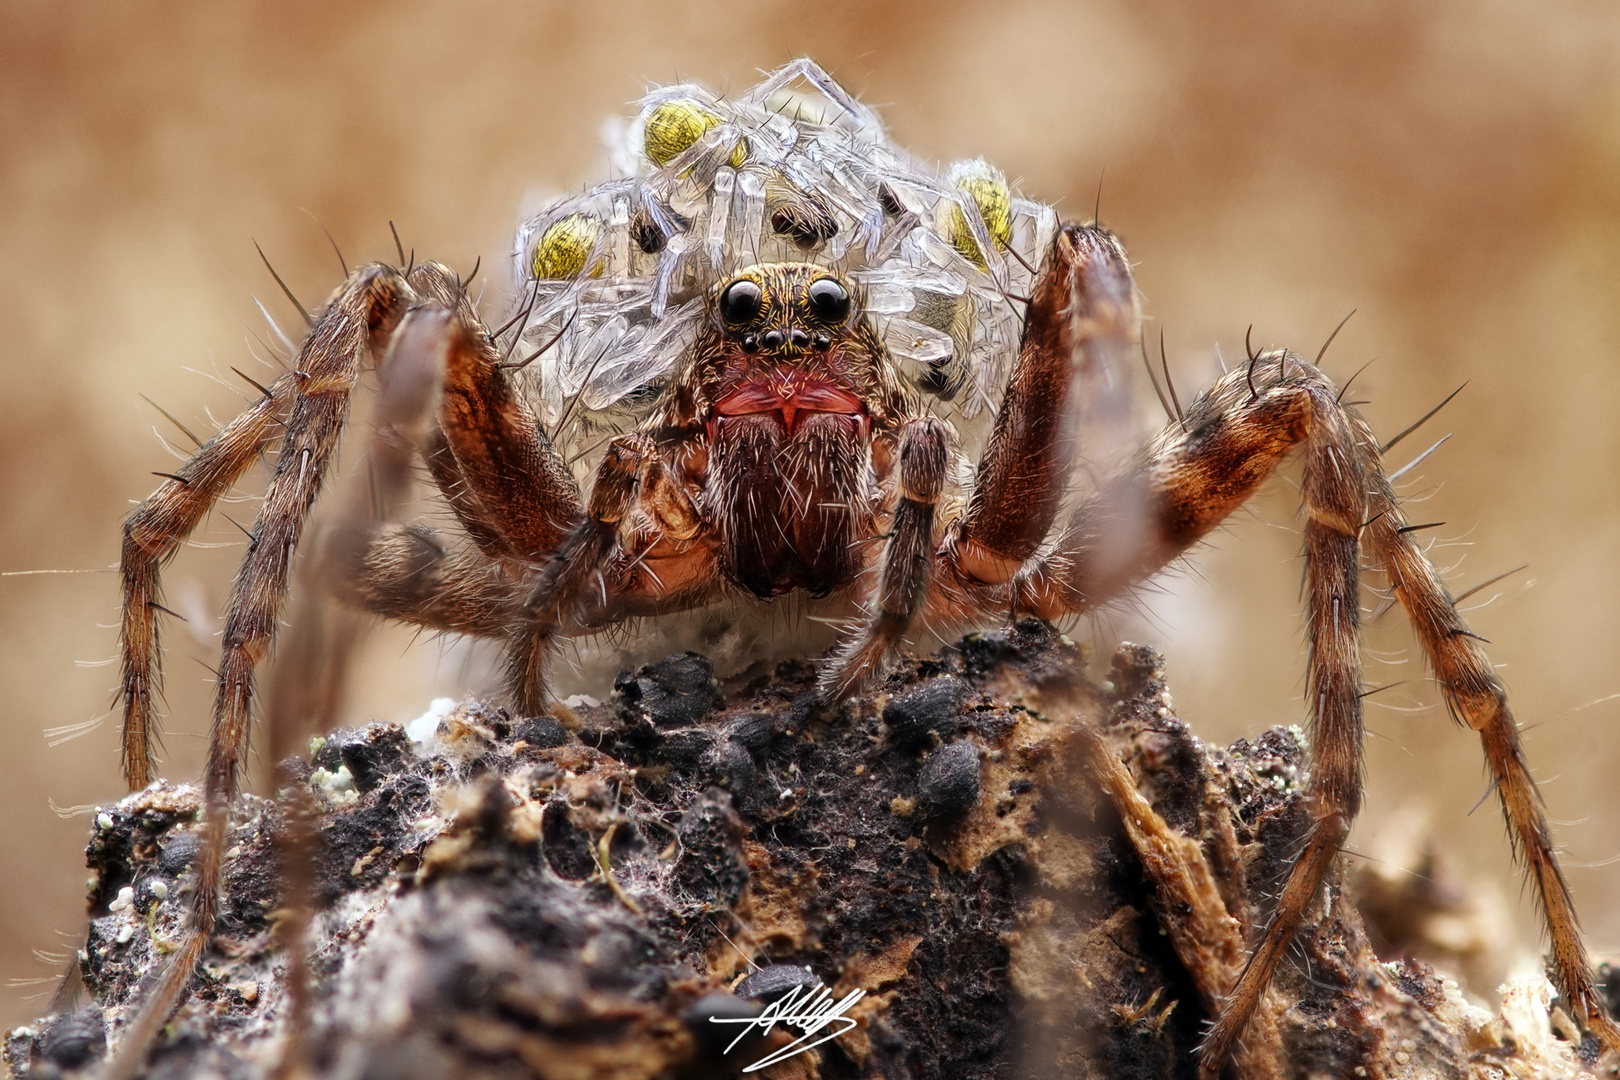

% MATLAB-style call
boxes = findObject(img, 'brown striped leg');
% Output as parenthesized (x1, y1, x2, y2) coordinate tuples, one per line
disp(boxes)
(354, 523, 524, 636)
(505, 433, 651, 714)
(107, 264, 411, 1080)
(307, 280, 586, 716)
(819, 416, 950, 699)
(119, 374, 296, 790)
(1014, 352, 1619, 1070)
(262, 287, 554, 742)
(945, 222, 1138, 587)
(1365, 474, 1620, 1054)
(403, 264, 582, 560)
(1014, 356, 1329, 618)
(1013, 356, 1370, 1077)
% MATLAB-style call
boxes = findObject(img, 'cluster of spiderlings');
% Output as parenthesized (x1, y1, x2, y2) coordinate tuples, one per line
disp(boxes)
(507, 60, 1059, 461)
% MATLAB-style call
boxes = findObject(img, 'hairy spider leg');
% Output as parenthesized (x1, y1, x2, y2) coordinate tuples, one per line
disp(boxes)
(1009, 355, 1620, 1072)
(821, 224, 1140, 697)
(119, 372, 298, 790)
(1365, 474, 1620, 1056)
(946, 223, 1139, 590)
(110, 264, 414, 1079)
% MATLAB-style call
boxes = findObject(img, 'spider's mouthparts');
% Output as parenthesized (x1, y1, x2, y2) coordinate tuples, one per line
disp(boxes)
(712, 378, 864, 435)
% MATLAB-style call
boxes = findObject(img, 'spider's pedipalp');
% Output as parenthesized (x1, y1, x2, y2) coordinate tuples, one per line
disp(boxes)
(820, 414, 950, 700)
(505, 433, 651, 715)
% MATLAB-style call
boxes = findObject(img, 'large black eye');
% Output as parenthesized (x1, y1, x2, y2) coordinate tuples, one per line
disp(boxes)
(807, 278, 850, 324)
(719, 279, 764, 325)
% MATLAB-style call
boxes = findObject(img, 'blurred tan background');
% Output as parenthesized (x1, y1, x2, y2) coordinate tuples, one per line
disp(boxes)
(3, 0, 1620, 1030)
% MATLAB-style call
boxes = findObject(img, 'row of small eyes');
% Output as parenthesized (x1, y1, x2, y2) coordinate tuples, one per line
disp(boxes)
(528, 97, 1018, 282)
(718, 276, 851, 329)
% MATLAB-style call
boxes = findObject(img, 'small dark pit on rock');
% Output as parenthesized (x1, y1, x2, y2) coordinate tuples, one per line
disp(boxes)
(683, 992, 765, 1057)
(541, 803, 599, 881)
(916, 739, 981, 820)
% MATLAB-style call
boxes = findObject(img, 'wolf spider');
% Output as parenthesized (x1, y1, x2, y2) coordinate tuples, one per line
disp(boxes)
(108, 61, 1618, 1076)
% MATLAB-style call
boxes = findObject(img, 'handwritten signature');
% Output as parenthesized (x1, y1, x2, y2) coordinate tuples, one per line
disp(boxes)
(710, 982, 867, 1072)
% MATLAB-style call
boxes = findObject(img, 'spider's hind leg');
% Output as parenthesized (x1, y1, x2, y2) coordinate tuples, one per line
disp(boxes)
(1365, 466, 1620, 1055)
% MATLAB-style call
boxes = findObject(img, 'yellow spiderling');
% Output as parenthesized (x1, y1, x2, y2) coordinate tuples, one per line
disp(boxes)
(531, 213, 603, 280)
(944, 158, 1013, 269)
(643, 98, 746, 169)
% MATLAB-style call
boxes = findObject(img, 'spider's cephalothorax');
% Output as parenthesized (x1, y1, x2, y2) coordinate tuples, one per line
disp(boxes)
(680, 264, 906, 597)
(106, 60, 1620, 1080)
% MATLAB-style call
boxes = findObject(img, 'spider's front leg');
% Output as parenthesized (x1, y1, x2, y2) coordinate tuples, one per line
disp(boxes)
(820, 222, 1137, 696)
(819, 415, 950, 699)
(943, 221, 1139, 591)
(110, 263, 414, 1077)
(1016, 355, 1620, 1073)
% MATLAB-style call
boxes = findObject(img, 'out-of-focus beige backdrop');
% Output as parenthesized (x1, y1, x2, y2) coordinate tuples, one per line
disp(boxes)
(3, 0, 1619, 1029)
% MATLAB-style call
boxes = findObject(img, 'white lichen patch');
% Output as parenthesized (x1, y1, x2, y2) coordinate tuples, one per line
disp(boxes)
(406, 697, 458, 748)
(309, 764, 359, 805)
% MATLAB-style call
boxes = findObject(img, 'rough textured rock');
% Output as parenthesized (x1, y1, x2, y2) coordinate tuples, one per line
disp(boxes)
(4, 624, 1609, 1078)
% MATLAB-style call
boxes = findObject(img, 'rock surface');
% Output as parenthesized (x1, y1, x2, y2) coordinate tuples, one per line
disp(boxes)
(4, 623, 1608, 1078)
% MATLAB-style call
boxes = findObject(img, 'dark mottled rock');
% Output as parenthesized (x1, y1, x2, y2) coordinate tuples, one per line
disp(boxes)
(156, 832, 199, 876)
(657, 728, 716, 768)
(915, 739, 981, 820)
(8, 633, 1568, 1080)
(883, 675, 967, 749)
(38, 1006, 104, 1070)
(338, 724, 415, 792)
(674, 789, 748, 908)
(703, 738, 756, 796)
(145, 1037, 252, 1080)
(723, 712, 776, 754)
(309, 723, 416, 793)
(512, 716, 567, 749)
(614, 651, 723, 728)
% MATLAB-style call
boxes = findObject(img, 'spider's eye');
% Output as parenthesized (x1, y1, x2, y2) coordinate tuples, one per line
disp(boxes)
(720, 279, 764, 325)
(806, 278, 850, 324)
